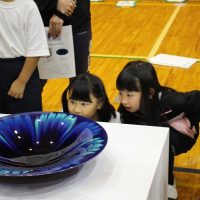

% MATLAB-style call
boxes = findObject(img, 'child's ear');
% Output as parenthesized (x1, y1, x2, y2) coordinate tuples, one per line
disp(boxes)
(97, 99, 103, 109)
(149, 88, 155, 99)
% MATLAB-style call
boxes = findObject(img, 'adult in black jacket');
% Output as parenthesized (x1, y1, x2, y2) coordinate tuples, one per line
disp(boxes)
(34, 0, 91, 75)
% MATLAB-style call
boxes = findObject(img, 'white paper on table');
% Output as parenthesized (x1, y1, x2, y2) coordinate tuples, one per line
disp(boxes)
(148, 54, 197, 68)
(38, 25, 76, 79)
(116, 1, 136, 7)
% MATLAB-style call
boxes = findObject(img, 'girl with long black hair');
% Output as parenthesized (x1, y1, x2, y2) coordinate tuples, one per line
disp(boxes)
(116, 60, 200, 199)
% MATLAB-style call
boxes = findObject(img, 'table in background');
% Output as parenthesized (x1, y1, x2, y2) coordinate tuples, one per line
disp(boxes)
(0, 118, 169, 200)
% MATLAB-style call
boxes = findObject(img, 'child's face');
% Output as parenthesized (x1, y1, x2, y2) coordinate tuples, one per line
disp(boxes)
(67, 93, 102, 120)
(118, 90, 141, 113)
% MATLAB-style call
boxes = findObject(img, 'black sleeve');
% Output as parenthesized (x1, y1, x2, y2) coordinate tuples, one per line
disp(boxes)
(161, 89, 200, 122)
(33, 0, 59, 26)
(34, 0, 58, 15)
(183, 90, 200, 122)
(183, 90, 200, 114)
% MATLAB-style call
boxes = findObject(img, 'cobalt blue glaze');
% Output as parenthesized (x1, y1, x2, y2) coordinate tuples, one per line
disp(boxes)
(0, 112, 107, 176)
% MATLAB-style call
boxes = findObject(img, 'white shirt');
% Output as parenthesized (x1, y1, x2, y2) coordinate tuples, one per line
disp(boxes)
(0, 0, 49, 58)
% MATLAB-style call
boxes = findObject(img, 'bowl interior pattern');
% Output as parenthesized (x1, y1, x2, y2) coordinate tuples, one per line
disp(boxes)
(0, 112, 107, 176)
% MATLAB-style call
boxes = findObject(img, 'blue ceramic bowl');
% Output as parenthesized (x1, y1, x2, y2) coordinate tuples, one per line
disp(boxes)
(0, 112, 107, 177)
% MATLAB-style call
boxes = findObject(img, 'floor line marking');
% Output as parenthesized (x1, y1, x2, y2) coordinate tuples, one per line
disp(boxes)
(147, 6, 181, 58)
(91, 53, 200, 62)
(91, 54, 146, 60)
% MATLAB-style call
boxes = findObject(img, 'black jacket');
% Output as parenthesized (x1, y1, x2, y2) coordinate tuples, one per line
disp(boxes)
(160, 89, 200, 125)
(119, 89, 200, 154)
(34, 0, 91, 34)
(119, 89, 200, 125)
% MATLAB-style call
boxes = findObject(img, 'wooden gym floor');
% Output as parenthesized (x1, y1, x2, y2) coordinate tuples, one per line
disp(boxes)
(42, 0, 200, 199)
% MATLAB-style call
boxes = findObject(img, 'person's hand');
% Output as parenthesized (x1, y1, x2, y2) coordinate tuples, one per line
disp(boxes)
(49, 15, 64, 38)
(57, 0, 76, 16)
(169, 117, 197, 139)
(49, 0, 76, 38)
(8, 79, 26, 99)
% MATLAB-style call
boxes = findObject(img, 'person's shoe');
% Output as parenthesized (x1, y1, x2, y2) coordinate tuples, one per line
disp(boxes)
(168, 183, 178, 199)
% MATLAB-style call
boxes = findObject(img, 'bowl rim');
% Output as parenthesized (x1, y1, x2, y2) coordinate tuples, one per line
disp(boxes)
(0, 111, 108, 177)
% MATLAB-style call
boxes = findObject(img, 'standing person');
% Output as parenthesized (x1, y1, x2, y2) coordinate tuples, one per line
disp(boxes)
(0, 0, 49, 114)
(34, 0, 91, 76)
(61, 73, 120, 123)
(116, 60, 200, 200)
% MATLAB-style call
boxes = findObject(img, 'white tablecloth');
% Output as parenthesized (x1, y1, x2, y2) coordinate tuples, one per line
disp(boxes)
(0, 119, 169, 200)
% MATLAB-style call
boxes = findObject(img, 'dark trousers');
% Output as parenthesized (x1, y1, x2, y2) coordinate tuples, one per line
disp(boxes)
(0, 57, 42, 114)
(168, 124, 199, 185)
(73, 27, 92, 75)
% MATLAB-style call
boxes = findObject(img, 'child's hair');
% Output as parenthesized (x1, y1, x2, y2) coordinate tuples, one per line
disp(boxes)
(116, 60, 163, 125)
(62, 73, 116, 122)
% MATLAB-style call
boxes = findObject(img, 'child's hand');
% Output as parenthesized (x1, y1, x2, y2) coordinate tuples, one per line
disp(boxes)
(169, 117, 197, 139)
(8, 79, 26, 99)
